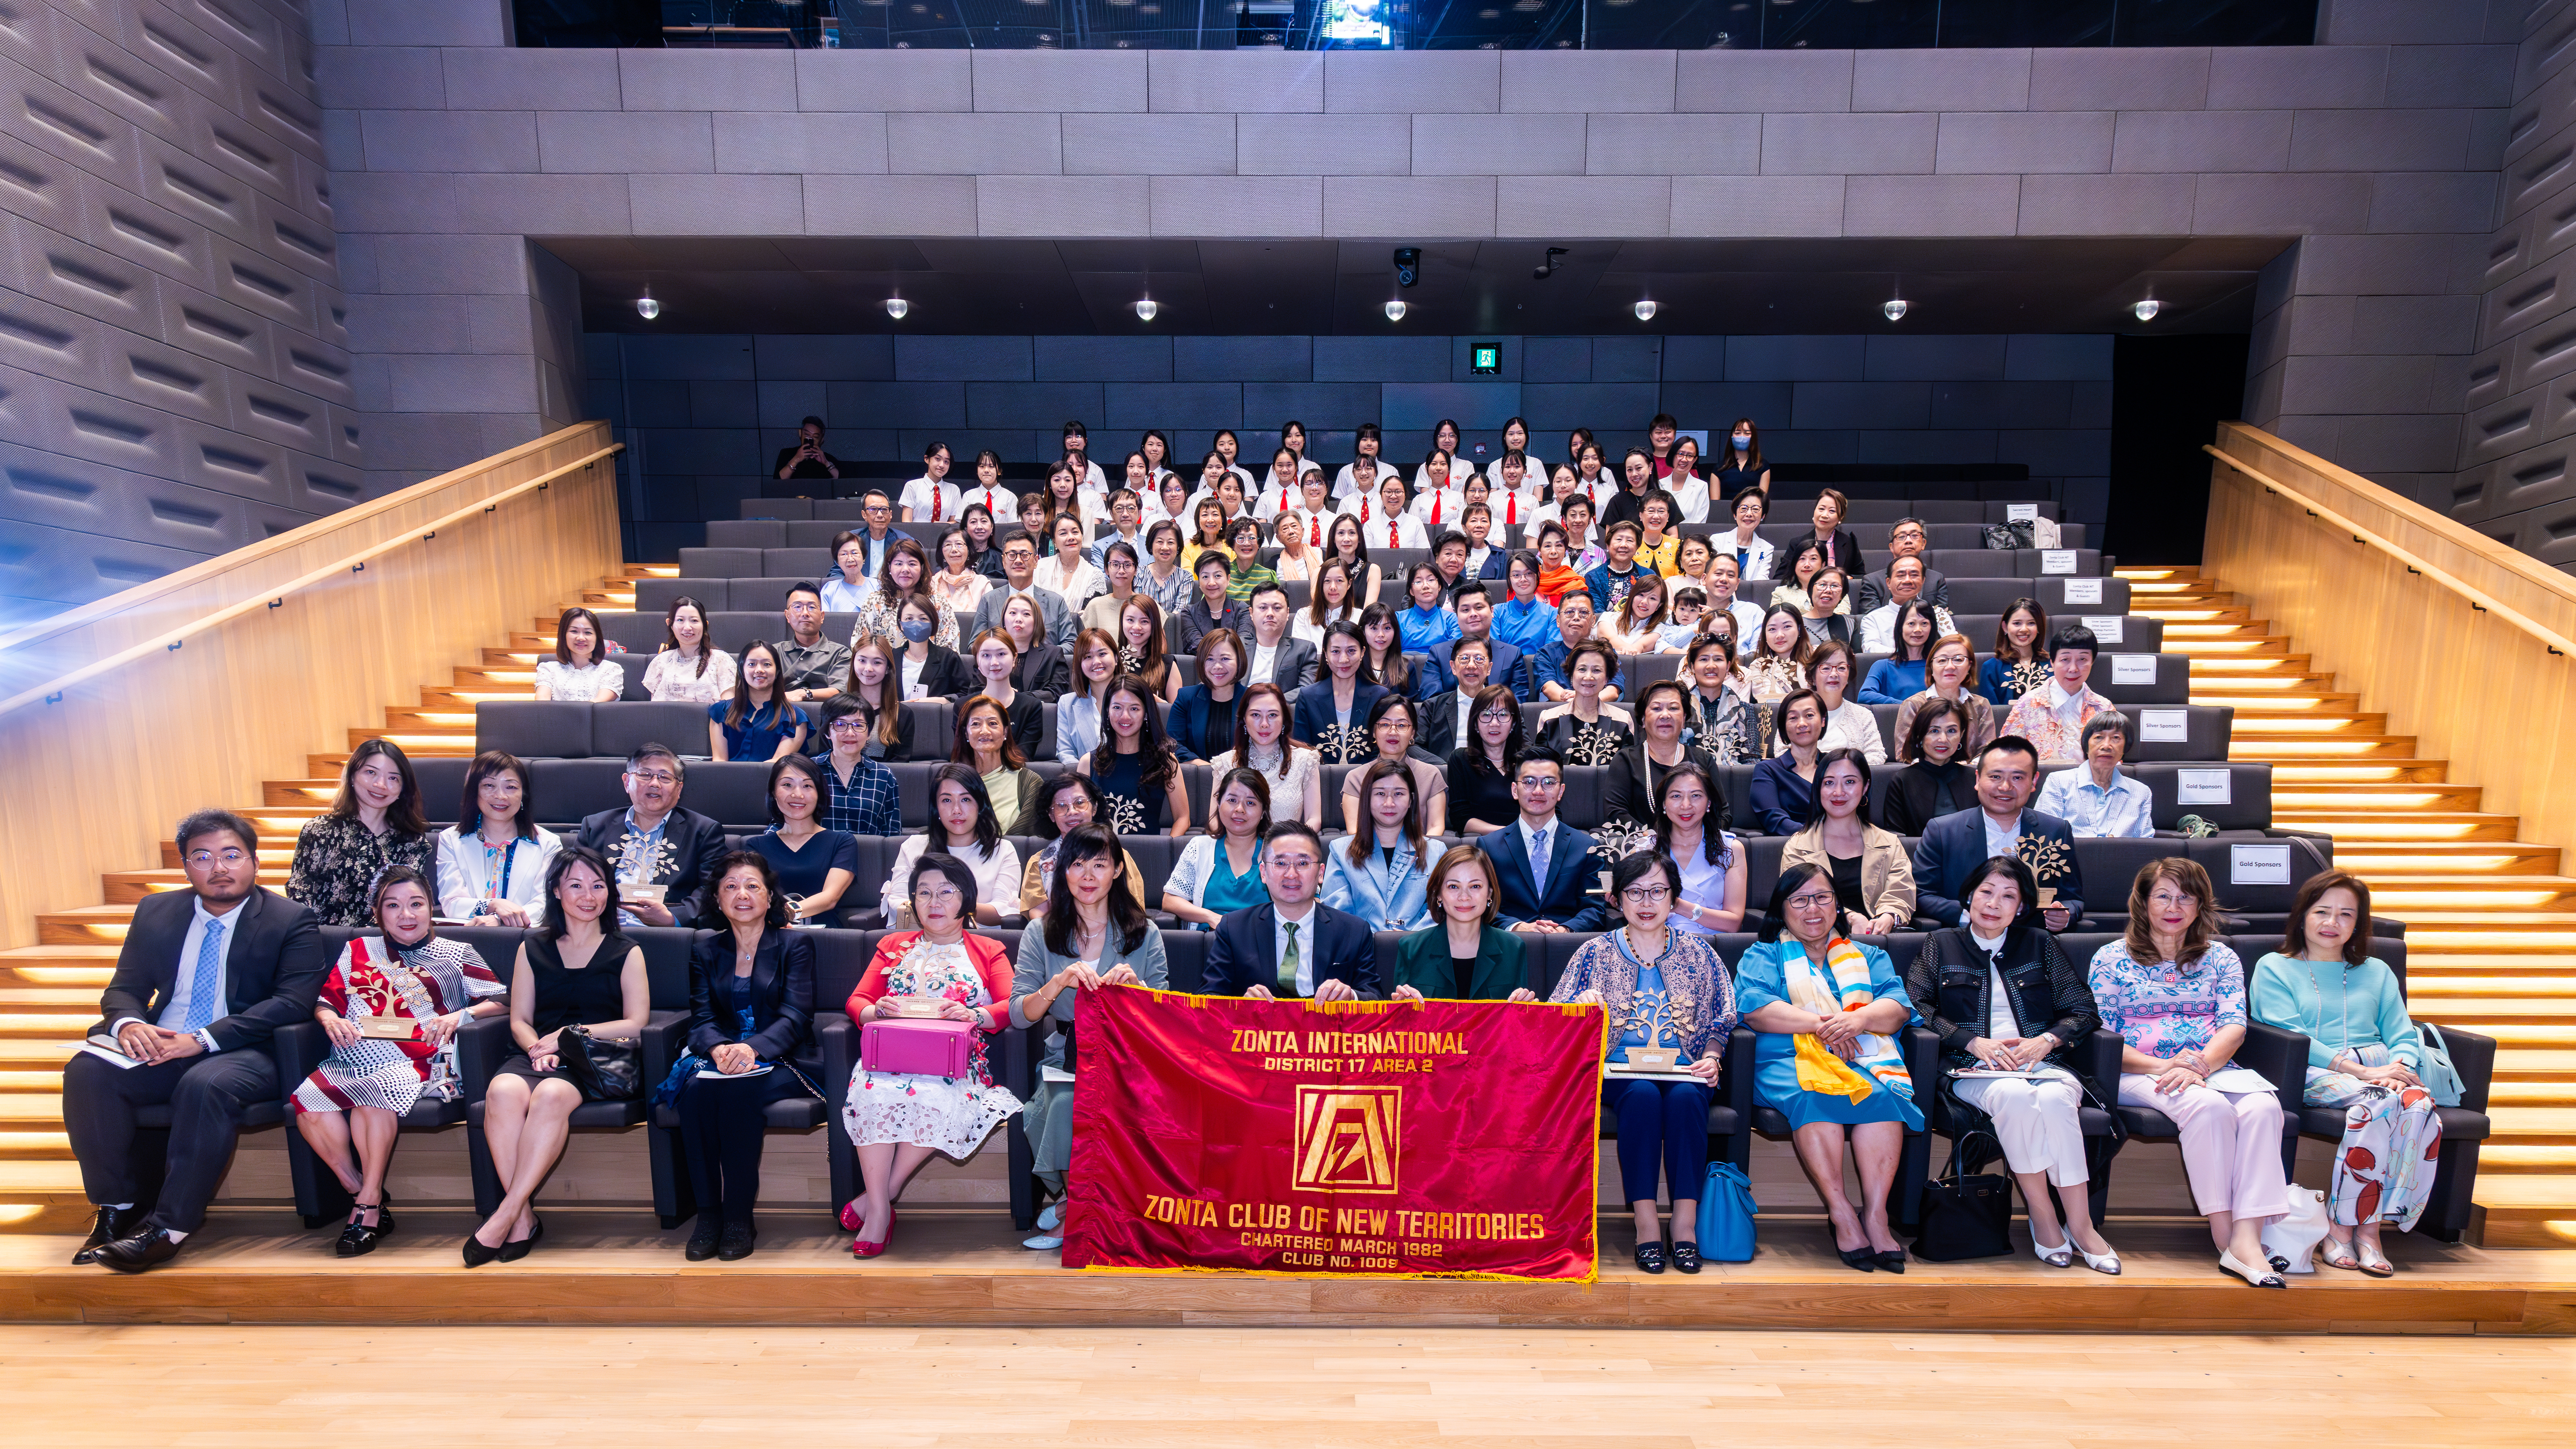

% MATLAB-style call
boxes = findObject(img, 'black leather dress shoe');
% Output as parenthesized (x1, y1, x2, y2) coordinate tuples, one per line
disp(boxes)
(96, 1227, 184, 1274)
(685, 1217, 723, 1261)
(715, 1221, 756, 1261)
(73, 1206, 148, 1266)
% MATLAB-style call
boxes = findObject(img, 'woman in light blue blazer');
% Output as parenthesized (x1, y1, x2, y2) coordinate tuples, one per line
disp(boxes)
(1320, 757, 1434, 931)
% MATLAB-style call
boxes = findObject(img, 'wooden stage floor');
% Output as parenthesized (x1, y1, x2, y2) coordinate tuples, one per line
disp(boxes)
(6, 1210, 2573, 1334)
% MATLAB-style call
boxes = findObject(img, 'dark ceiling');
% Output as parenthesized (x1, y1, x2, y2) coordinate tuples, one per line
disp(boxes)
(547, 236, 2284, 337)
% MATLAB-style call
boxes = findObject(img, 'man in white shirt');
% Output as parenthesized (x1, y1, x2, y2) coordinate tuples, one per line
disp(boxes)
(1473, 749, 1605, 933)
(2036, 713, 2155, 839)
(898, 448, 959, 523)
(1422, 582, 1523, 698)
(1209, 823, 1375, 1001)
(1420, 635, 1495, 756)
(1241, 582, 1319, 689)
(1704, 554, 1765, 655)
(1853, 516, 1953, 613)
(1333, 423, 1390, 499)
(845, 492, 900, 584)
(969, 531, 1078, 649)
(1087, 489, 1145, 570)
(1857, 555, 1960, 654)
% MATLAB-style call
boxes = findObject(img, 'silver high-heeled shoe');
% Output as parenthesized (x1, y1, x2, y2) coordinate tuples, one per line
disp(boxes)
(2030, 1233, 2074, 1269)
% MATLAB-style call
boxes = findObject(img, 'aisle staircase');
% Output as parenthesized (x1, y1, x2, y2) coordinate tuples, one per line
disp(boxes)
(0, 566, 664, 1222)
(2125, 565, 2576, 1249)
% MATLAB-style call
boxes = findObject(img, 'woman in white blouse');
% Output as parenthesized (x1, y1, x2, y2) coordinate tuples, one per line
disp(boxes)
(1208, 682, 1323, 829)
(1294, 558, 1360, 649)
(533, 607, 622, 702)
(641, 597, 736, 704)
(1664, 435, 1712, 525)
(433, 751, 561, 925)
(1035, 511, 1104, 610)
(819, 531, 874, 614)
(1802, 640, 1889, 764)
(1055, 628, 1121, 764)
(880, 766, 1022, 926)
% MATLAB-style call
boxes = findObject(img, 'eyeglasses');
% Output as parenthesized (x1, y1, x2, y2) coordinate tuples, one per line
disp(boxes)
(185, 849, 250, 867)
(915, 884, 963, 903)
(828, 718, 868, 732)
(1514, 775, 1562, 791)
(1621, 885, 1672, 904)
(628, 770, 680, 787)
(1786, 891, 1838, 911)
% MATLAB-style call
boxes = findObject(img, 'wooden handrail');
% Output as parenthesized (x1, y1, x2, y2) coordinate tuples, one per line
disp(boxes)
(0, 443, 622, 720)
(2203, 443, 2575, 661)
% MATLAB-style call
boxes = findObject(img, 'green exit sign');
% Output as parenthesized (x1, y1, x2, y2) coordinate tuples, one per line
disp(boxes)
(1470, 344, 1501, 374)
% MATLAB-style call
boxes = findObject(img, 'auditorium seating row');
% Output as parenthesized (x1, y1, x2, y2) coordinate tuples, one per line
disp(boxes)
(743, 496, 2069, 525)
(253, 922, 2486, 1247)
(482, 686, 2235, 764)
(675, 544, 2109, 585)
(704, 518, 2092, 555)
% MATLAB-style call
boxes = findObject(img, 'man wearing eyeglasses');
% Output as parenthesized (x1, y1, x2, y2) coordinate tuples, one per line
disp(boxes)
(574, 743, 729, 928)
(65, 808, 327, 1272)
(1204, 821, 1380, 1001)
(775, 581, 850, 705)
(1473, 746, 1615, 933)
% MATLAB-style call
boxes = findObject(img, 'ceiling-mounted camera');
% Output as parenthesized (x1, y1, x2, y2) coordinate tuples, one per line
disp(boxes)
(1393, 247, 1420, 288)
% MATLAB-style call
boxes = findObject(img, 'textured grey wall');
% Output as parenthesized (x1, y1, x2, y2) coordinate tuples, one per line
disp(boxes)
(0, 0, 357, 626)
(2450, 0, 2576, 570)
(596, 329, 2111, 559)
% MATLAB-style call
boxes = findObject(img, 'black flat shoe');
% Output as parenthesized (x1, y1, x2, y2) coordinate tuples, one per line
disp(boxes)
(335, 1211, 385, 1259)
(1669, 1242, 1702, 1275)
(73, 1205, 148, 1266)
(461, 1232, 503, 1268)
(715, 1221, 756, 1261)
(499, 1214, 543, 1263)
(1838, 1246, 1878, 1273)
(1873, 1250, 1907, 1274)
(98, 1227, 184, 1274)
(685, 1217, 723, 1261)
(1633, 1242, 1666, 1275)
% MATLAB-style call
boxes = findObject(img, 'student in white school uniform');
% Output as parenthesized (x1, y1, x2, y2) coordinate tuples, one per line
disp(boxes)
(1279, 472, 1336, 552)
(1335, 456, 1397, 530)
(1486, 452, 1544, 546)
(1211, 428, 1258, 490)
(1482, 418, 1533, 488)
(1406, 450, 1469, 531)
(1357, 473, 1428, 551)
(1334, 423, 1393, 500)
(900, 441, 961, 524)
(953, 451, 1016, 526)
(1057, 421, 1109, 494)
(1250, 445, 1305, 521)
(1412, 420, 1465, 493)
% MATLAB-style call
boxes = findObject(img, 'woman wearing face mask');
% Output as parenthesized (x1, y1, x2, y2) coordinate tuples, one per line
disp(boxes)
(1713, 418, 1770, 497)
(1782, 750, 1914, 939)
(1074, 677, 1190, 837)
(1879, 698, 1977, 836)
(1210, 682, 1322, 831)
(292, 865, 504, 1256)
(1890, 633, 1995, 759)
(1016, 776, 1148, 918)
(890, 598, 973, 702)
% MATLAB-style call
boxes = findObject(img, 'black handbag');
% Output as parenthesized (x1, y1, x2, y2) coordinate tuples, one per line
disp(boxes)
(558, 1024, 641, 1102)
(1980, 519, 2035, 550)
(1912, 1128, 2015, 1261)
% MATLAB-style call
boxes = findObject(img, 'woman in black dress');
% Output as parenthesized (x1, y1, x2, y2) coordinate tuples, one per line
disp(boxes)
(1444, 683, 1525, 836)
(468, 846, 648, 1266)
(1074, 677, 1189, 836)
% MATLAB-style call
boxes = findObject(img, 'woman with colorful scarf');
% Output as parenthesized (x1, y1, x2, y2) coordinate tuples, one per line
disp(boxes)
(1533, 521, 1586, 606)
(1552, 850, 1734, 1277)
(1736, 861, 1922, 1273)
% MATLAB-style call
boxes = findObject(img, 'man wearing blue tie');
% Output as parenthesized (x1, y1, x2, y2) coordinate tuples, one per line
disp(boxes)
(1472, 747, 1616, 932)
(62, 810, 326, 1272)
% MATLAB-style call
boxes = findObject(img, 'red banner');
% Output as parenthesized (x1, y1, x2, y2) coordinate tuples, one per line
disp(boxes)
(1065, 986, 1607, 1282)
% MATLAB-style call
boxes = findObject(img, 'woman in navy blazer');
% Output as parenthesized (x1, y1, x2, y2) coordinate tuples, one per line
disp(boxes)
(678, 851, 819, 1260)
(1166, 626, 1245, 762)
(1292, 620, 1389, 763)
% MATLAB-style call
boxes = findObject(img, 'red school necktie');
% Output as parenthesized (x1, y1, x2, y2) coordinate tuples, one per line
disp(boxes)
(1388, 519, 1400, 549)
(1279, 484, 1293, 513)
(1506, 492, 1517, 526)
(1358, 497, 1370, 524)
(931, 487, 943, 521)
(1430, 492, 1443, 525)
(1310, 514, 1322, 548)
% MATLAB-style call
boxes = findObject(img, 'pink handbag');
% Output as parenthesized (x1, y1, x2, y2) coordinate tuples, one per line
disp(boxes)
(861, 1017, 973, 1079)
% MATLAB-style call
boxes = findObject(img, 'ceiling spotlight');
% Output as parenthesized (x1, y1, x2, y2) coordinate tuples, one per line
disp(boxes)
(1633, 298, 1658, 322)
(1882, 297, 1909, 323)
(634, 287, 660, 321)
(885, 295, 910, 320)
(2133, 297, 2161, 322)
(1384, 298, 1408, 322)
(1133, 296, 1159, 322)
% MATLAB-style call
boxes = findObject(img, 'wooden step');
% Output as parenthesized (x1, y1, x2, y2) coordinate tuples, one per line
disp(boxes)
(0, 1012, 98, 1040)
(2275, 784, 2485, 811)
(2271, 761, 2453, 784)
(0, 1130, 73, 1158)
(2334, 842, 2560, 873)
(0, 1159, 87, 1201)
(0, 1071, 63, 1093)
(0, 1094, 62, 1122)
(2274, 813, 2528, 842)
(34, 907, 132, 947)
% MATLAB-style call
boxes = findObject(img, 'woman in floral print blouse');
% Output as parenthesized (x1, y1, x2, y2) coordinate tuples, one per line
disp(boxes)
(288, 739, 437, 927)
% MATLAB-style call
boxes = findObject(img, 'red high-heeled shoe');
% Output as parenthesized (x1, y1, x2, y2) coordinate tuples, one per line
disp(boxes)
(850, 1205, 896, 1258)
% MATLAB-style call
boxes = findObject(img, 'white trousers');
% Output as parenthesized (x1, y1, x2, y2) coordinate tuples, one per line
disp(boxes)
(2118, 1073, 2291, 1221)
(1952, 1070, 2089, 1188)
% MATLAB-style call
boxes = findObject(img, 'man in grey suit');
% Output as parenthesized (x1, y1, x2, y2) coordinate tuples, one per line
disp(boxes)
(1238, 582, 1318, 692)
(970, 529, 1077, 649)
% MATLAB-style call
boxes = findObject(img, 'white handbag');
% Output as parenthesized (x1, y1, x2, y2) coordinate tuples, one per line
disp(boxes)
(2262, 1185, 2331, 1274)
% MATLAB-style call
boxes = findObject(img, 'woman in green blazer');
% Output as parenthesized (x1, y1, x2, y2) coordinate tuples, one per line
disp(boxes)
(1393, 845, 1538, 1002)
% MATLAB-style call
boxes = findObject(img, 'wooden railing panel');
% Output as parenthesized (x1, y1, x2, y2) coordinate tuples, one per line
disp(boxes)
(0, 423, 621, 948)
(2205, 423, 2576, 855)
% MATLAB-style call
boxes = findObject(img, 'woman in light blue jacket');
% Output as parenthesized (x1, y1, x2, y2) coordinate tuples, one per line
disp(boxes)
(1320, 757, 1434, 932)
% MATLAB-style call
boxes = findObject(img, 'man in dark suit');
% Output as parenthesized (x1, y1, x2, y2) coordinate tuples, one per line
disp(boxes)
(63, 810, 327, 1271)
(1911, 735, 2086, 930)
(1416, 582, 1523, 701)
(1473, 747, 1615, 933)
(969, 530, 1078, 649)
(575, 742, 729, 929)
(1850, 516, 1953, 613)
(1204, 822, 1379, 1000)
(1417, 636, 1502, 758)
(1240, 582, 1319, 691)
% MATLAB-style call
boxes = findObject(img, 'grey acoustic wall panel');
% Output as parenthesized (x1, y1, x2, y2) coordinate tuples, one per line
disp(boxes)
(0, 0, 356, 625)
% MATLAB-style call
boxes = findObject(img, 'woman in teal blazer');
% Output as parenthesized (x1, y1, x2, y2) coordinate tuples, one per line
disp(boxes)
(1392, 845, 1537, 1002)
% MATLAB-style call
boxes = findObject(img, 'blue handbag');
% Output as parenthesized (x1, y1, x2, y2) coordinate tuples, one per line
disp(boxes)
(1694, 1161, 1759, 1262)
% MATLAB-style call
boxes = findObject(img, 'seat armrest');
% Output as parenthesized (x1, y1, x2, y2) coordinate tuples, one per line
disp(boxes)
(1001, 1021, 1041, 1099)
(2436, 1025, 2496, 1113)
(1903, 1024, 1940, 1104)
(642, 1009, 690, 1084)
(2239, 1022, 2308, 1096)
(270, 1020, 328, 1090)
(456, 1014, 518, 1106)
(2081, 1028, 2123, 1099)
(1721, 1026, 1756, 1122)
(817, 1016, 856, 1098)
